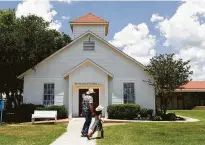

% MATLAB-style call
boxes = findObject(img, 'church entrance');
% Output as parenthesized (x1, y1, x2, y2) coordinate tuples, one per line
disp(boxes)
(79, 89, 99, 116)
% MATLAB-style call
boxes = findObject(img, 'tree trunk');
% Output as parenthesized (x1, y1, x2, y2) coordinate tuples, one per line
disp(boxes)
(6, 91, 12, 110)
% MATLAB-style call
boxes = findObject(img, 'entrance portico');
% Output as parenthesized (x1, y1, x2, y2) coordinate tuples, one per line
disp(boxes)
(69, 83, 108, 119)
(63, 59, 113, 119)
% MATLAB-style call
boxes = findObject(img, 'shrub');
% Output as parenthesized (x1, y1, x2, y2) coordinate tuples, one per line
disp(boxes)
(140, 108, 148, 117)
(36, 105, 67, 119)
(15, 103, 44, 122)
(156, 108, 163, 116)
(147, 109, 153, 117)
(3, 112, 16, 123)
(162, 113, 177, 121)
(153, 116, 163, 121)
(107, 104, 140, 120)
(139, 109, 153, 118)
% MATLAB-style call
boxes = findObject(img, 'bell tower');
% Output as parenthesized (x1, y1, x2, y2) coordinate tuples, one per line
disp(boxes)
(70, 13, 109, 39)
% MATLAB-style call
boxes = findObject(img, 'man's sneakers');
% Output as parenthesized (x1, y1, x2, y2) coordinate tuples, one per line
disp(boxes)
(81, 132, 87, 137)
(87, 135, 91, 140)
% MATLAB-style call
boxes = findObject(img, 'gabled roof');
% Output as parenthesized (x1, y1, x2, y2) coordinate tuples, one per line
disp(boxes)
(70, 13, 108, 23)
(62, 59, 113, 78)
(18, 31, 145, 79)
(175, 81, 205, 92)
(70, 13, 109, 36)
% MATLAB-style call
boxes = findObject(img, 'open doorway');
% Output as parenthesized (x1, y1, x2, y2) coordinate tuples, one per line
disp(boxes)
(79, 89, 99, 116)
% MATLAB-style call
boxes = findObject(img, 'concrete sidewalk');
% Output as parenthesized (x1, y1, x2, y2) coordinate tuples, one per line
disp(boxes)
(50, 118, 97, 145)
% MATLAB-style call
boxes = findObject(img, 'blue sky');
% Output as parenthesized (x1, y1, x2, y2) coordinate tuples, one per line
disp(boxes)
(0, 1, 180, 53)
(1, 1, 205, 80)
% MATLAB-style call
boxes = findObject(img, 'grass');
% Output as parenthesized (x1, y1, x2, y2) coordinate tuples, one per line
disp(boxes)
(98, 110, 205, 145)
(0, 123, 67, 145)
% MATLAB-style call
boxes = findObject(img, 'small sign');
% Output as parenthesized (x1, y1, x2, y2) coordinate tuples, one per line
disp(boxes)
(0, 101, 5, 110)
(74, 82, 101, 85)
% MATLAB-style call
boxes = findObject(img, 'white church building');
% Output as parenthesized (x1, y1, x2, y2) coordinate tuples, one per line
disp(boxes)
(18, 13, 155, 118)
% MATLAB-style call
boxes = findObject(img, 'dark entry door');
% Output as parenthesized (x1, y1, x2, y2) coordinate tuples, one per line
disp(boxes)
(79, 89, 99, 116)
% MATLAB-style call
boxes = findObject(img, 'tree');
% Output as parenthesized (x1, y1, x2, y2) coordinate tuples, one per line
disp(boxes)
(145, 54, 193, 115)
(0, 9, 72, 109)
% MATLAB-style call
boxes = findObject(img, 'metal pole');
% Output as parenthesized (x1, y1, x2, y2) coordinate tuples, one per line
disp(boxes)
(0, 110, 2, 123)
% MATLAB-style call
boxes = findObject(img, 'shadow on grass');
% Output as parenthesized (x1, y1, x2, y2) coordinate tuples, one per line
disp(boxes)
(32, 122, 56, 125)
(90, 137, 103, 140)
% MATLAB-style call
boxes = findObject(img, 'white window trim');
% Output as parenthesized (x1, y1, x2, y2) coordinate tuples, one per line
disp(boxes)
(123, 82, 136, 104)
(43, 83, 55, 106)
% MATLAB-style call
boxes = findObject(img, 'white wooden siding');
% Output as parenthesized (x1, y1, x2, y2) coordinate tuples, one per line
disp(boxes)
(73, 25, 105, 39)
(23, 78, 68, 107)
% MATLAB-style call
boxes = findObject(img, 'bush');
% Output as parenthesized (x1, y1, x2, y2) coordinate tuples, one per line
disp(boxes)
(140, 108, 148, 117)
(156, 108, 163, 116)
(107, 104, 140, 120)
(153, 116, 163, 121)
(3, 112, 16, 123)
(139, 108, 153, 118)
(15, 103, 44, 122)
(36, 105, 67, 119)
(147, 109, 153, 117)
(3, 104, 67, 123)
(162, 113, 177, 121)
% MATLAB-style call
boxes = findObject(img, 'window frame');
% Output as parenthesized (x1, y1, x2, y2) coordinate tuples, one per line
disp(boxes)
(83, 41, 95, 51)
(123, 82, 135, 104)
(43, 83, 55, 106)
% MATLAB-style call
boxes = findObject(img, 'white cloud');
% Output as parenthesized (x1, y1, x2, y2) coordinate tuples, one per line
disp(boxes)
(109, 23, 156, 65)
(16, 0, 65, 30)
(57, 0, 71, 3)
(61, 16, 70, 20)
(50, 20, 62, 30)
(150, 13, 164, 22)
(154, 1, 205, 80)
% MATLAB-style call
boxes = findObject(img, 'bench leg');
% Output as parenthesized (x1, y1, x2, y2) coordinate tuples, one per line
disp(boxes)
(55, 117, 57, 124)
(32, 118, 35, 124)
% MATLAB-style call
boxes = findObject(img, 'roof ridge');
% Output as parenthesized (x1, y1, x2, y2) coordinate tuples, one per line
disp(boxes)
(70, 13, 108, 23)
(88, 13, 108, 23)
(69, 13, 89, 23)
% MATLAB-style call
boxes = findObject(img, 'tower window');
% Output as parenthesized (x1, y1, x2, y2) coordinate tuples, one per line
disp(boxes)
(83, 41, 95, 51)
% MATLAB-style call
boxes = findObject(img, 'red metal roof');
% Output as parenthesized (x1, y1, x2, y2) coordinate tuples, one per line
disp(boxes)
(70, 13, 108, 23)
(178, 81, 205, 90)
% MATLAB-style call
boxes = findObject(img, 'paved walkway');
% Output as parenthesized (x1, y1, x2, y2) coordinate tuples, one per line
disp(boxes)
(50, 118, 97, 145)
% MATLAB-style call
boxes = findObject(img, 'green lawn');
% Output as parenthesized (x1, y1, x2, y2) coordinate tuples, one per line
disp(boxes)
(98, 110, 205, 145)
(0, 123, 66, 145)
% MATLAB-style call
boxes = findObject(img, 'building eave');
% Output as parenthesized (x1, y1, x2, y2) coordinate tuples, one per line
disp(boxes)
(69, 22, 109, 36)
(62, 58, 114, 78)
(175, 89, 205, 92)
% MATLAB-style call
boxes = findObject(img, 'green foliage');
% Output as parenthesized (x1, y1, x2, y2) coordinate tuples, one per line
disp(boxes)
(147, 109, 154, 117)
(0, 9, 72, 109)
(15, 103, 44, 122)
(36, 105, 68, 119)
(4, 104, 67, 122)
(153, 116, 163, 121)
(107, 104, 140, 120)
(162, 113, 177, 121)
(140, 108, 154, 118)
(139, 108, 148, 117)
(145, 54, 193, 114)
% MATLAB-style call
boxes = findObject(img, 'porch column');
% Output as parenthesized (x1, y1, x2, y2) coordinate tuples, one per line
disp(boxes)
(105, 81, 109, 119)
(68, 83, 72, 119)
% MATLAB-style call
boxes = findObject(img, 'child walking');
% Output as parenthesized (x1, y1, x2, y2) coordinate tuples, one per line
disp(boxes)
(87, 105, 104, 140)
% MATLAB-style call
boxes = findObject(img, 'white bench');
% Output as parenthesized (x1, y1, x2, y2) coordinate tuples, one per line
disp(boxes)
(31, 110, 57, 124)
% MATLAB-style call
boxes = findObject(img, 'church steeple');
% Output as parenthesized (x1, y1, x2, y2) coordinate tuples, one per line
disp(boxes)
(70, 13, 109, 39)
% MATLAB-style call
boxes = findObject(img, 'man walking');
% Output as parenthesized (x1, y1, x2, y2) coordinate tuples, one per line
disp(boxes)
(81, 88, 94, 137)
